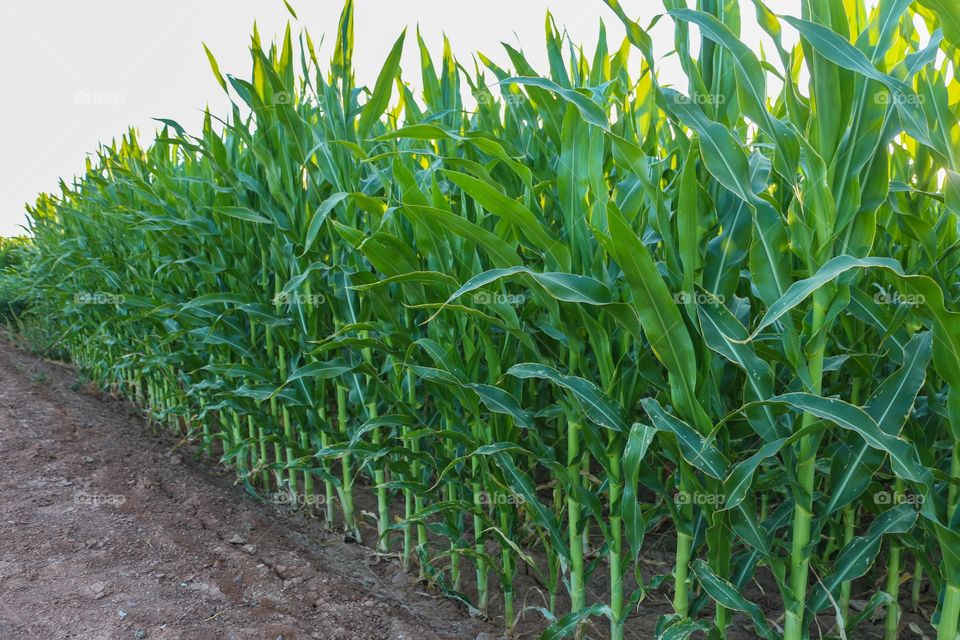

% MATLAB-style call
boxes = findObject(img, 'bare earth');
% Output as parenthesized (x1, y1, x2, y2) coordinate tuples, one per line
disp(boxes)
(0, 336, 497, 640)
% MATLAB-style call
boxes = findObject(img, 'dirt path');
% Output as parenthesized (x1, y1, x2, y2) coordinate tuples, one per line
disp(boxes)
(0, 336, 497, 640)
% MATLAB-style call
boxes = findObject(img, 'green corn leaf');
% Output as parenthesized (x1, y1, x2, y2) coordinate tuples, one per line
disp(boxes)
(357, 30, 406, 137)
(743, 392, 931, 484)
(435, 266, 613, 322)
(493, 451, 568, 562)
(807, 503, 918, 614)
(741, 256, 903, 342)
(640, 398, 728, 479)
(656, 618, 713, 640)
(917, 0, 960, 48)
(622, 422, 656, 566)
(780, 15, 933, 149)
(202, 44, 229, 93)
(691, 560, 777, 639)
(401, 204, 522, 269)
(213, 206, 273, 224)
(442, 170, 569, 270)
(503, 76, 610, 130)
(287, 358, 357, 382)
(464, 383, 534, 429)
(698, 300, 782, 441)
(826, 332, 932, 514)
(723, 438, 790, 511)
(303, 192, 350, 255)
(604, 204, 705, 430)
(539, 604, 612, 640)
(667, 9, 799, 180)
(508, 363, 629, 432)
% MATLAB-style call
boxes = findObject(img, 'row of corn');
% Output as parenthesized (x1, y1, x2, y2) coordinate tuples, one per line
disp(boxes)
(16, 1, 960, 638)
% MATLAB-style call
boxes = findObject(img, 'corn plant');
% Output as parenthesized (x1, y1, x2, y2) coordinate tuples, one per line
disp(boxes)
(15, 1, 960, 638)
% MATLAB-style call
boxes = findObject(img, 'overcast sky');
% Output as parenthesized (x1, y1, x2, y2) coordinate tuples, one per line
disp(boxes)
(0, 0, 800, 237)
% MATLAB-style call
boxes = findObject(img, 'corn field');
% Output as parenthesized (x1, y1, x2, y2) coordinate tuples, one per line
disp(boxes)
(13, 0, 960, 638)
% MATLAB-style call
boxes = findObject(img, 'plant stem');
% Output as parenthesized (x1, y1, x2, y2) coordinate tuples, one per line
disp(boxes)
(568, 417, 585, 631)
(784, 289, 828, 640)
(608, 442, 624, 640)
(472, 421, 488, 613)
(500, 503, 515, 631)
(839, 504, 856, 622)
(712, 507, 731, 633)
(412, 427, 427, 577)
(245, 325, 260, 489)
(281, 402, 296, 495)
(401, 428, 412, 569)
(939, 443, 960, 640)
(336, 384, 359, 540)
(300, 428, 314, 507)
(949, 445, 960, 520)
(370, 400, 389, 552)
(473, 486, 488, 611)
(318, 385, 334, 523)
(201, 398, 212, 457)
(231, 411, 246, 478)
(276, 344, 297, 496)
(447, 480, 460, 588)
(674, 534, 693, 618)
(246, 414, 259, 487)
(938, 583, 960, 640)
(402, 369, 415, 571)
(884, 478, 905, 640)
(265, 326, 283, 491)
(912, 562, 923, 611)
(674, 468, 693, 619)
(840, 378, 863, 622)
(320, 428, 335, 523)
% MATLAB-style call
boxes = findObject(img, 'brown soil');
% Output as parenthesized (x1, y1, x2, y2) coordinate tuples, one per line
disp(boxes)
(0, 335, 498, 640)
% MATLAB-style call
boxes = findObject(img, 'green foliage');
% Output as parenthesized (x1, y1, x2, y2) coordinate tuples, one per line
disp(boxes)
(13, 2, 960, 639)
(0, 235, 32, 324)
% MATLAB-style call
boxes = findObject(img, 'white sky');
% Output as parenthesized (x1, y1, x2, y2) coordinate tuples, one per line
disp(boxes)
(0, 0, 800, 237)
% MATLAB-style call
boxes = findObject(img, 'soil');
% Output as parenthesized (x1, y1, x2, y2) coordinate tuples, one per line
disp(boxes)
(0, 335, 497, 640)
(0, 332, 942, 640)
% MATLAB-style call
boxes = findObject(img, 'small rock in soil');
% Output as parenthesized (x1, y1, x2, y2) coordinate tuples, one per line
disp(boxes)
(88, 581, 109, 600)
